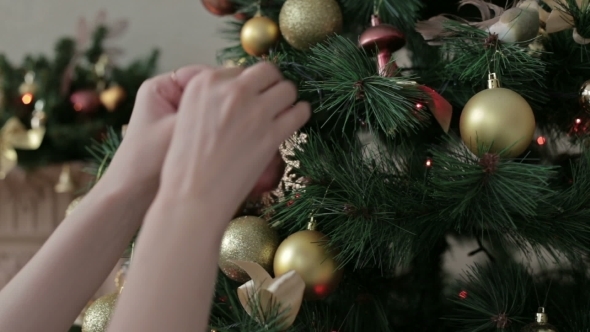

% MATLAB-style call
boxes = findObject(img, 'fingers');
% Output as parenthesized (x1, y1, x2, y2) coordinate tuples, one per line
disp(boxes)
(272, 101, 311, 143)
(137, 65, 210, 111)
(261, 80, 299, 118)
(239, 62, 283, 93)
(180, 67, 244, 100)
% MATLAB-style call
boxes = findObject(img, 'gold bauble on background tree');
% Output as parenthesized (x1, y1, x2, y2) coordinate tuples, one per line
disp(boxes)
(66, 196, 85, 217)
(81, 292, 119, 332)
(520, 307, 558, 332)
(240, 15, 281, 56)
(460, 74, 536, 158)
(279, 0, 343, 50)
(273, 219, 343, 300)
(580, 79, 590, 112)
(100, 85, 127, 112)
(219, 216, 280, 283)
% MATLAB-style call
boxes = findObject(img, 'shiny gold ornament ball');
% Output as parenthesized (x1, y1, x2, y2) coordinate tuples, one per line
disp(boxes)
(65, 196, 84, 217)
(81, 293, 118, 332)
(279, 0, 343, 50)
(273, 229, 342, 300)
(100, 85, 127, 112)
(580, 79, 590, 112)
(521, 308, 558, 332)
(240, 16, 281, 57)
(219, 216, 280, 283)
(460, 87, 535, 158)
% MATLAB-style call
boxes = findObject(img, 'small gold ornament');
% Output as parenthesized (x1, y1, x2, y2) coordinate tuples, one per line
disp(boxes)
(18, 71, 38, 96)
(279, 0, 343, 50)
(66, 196, 84, 217)
(55, 164, 77, 193)
(521, 307, 558, 332)
(81, 292, 118, 332)
(273, 219, 343, 300)
(100, 85, 127, 112)
(460, 74, 536, 158)
(528, 27, 549, 56)
(240, 15, 280, 56)
(580, 79, 590, 112)
(219, 216, 280, 283)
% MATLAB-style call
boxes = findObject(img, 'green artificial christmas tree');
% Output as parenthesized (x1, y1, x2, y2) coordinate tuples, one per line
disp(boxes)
(0, 12, 158, 177)
(83, 0, 590, 331)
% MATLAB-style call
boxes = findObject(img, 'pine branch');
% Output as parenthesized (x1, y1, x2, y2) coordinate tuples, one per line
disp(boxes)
(556, 0, 590, 40)
(445, 261, 533, 331)
(231, 0, 285, 18)
(439, 22, 549, 110)
(428, 137, 557, 233)
(541, 30, 590, 130)
(529, 267, 590, 330)
(338, 0, 422, 30)
(85, 127, 122, 182)
(304, 36, 429, 137)
(271, 133, 432, 270)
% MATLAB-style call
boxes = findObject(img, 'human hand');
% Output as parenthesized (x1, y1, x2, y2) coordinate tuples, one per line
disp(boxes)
(102, 66, 207, 195)
(156, 62, 310, 221)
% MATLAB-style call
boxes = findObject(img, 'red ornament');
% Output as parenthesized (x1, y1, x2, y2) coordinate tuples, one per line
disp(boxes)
(201, 0, 236, 16)
(458, 290, 468, 299)
(249, 151, 286, 199)
(359, 15, 405, 77)
(71, 90, 101, 113)
(234, 12, 249, 20)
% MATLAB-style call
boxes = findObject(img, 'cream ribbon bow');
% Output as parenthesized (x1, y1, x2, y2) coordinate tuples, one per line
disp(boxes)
(545, 0, 590, 45)
(233, 261, 305, 330)
(0, 117, 46, 179)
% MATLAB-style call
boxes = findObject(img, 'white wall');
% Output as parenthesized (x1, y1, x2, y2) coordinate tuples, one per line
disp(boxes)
(0, 0, 232, 73)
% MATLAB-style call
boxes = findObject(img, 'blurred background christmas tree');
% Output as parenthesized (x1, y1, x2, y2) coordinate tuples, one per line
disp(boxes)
(0, 12, 158, 176)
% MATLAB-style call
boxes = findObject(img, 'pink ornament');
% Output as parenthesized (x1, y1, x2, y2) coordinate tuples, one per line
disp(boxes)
(359, 15, 406, 77)
(70, 90, 101, 113)
(249, 151, 286, 199)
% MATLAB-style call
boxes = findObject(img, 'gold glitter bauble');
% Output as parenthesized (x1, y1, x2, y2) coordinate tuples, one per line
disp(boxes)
(81, 293, 118, 332)
(580, 79, 590, 112)
(273, 229, 342, 300)
(279, 0, 343, 50)
(219, 216, 280, 283)
(66, 196, 84, 217)
(240, 16, 280, 56)
(460, 87, 535, 158)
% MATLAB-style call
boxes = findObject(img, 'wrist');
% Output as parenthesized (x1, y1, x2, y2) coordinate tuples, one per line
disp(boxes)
(89, 170, 158, 225)
(147, 190, 233, 237)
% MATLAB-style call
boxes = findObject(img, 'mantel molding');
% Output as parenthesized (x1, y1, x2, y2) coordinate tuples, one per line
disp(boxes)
(0, 163, 92, 289)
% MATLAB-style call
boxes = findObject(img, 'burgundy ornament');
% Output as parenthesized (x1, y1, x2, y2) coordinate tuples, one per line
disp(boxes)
(359, 15, 405, 77)
(234, 11, 250, 21)
(201, 0, 236, 16)
(70, 90, 101, 113)
(249, 151, 286, 199)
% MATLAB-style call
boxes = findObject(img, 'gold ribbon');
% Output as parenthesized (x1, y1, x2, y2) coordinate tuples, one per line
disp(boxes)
(545, 0, 590, 45)
(0, 117, 46, 179)
(233, 261, 305, 330)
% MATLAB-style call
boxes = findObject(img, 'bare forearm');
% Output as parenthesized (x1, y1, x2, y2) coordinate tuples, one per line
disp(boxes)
(107, 196, 229, 332)
(0, 173, 156, 332)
